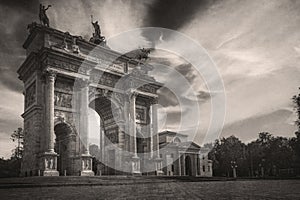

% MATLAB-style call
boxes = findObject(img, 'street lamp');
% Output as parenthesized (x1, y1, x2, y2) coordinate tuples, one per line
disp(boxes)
(231, 161, 238, 178)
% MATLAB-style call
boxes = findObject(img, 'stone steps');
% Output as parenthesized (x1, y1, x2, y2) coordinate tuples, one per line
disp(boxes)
(0, 176, 228, 189)
(0, 176, 180, 189)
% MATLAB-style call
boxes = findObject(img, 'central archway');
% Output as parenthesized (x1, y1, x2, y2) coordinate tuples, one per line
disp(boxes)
(89, 95, 122, 175)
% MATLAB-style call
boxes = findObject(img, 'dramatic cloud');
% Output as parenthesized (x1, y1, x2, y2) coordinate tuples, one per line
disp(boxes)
(142, 0, 219, 45)
(144, 0, 217, 29)
(0, 0, 37, 92)
(0, 0, 299, 157)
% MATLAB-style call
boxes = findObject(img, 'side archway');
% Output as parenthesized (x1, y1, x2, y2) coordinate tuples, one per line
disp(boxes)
(54, 122, 76, 175)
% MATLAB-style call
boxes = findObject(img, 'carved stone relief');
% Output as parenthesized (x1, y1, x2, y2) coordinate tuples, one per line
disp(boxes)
(25, 81, 36, 108)
(54, 91, 72, 108)
(105, 128, 118, 144)
(48, 59, 78, 73)
(140, 84, 156, 94)
(55, 80, 73, 92)
(44, 156, 56, 170)
(90, 72, 120, 88)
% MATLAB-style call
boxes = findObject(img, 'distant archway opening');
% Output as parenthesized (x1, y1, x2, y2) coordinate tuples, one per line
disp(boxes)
(185, 155, 192, 176)
(54, 122, 74, 176)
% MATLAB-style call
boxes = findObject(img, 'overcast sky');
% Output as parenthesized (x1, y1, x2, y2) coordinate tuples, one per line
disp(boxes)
(0, 0, 300, 158)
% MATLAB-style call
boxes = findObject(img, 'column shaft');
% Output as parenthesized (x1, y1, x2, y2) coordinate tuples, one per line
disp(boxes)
(45, 72, 56, 153)
(178, 153, 182, 176)
(80, 81, 90, 155)
(152, 101, 160, 158)
(130, 93, 137, 157)
(149, 105, 154, 158)
(124, 100, 130, 152)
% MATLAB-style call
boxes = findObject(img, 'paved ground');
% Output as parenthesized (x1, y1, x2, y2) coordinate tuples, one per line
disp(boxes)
(0, 178, 299, 199)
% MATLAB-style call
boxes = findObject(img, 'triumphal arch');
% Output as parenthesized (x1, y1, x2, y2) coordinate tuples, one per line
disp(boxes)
(18, 23, 163, 176)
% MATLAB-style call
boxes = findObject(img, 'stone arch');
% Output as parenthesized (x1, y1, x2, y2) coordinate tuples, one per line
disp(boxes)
(173, 137, 181, 143)
(54, 117, 76, 134)
(89, 89, 123, 108)
(54, 122, 76, 175)
(88, 93, 122, 175)
(89, 91, 124, 122)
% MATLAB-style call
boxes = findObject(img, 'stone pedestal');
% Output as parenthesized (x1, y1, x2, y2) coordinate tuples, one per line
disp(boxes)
(154, 158, 164, 176)
(89, 35, 106, 45)
(131, 156, 141, 175)
(80, 154, 94, 176)
(42, 152, 59, 176)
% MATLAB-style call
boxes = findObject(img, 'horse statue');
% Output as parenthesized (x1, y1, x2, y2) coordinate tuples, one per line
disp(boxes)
(137, 48, 151, 61)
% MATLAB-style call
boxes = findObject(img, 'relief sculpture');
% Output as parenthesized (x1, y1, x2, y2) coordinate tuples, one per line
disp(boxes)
(105, 129, 118, 144)
(25, 82, 36, 108)
(54, 91, 72, 108)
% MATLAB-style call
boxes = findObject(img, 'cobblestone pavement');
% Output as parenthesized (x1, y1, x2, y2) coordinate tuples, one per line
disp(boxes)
(0, 179, 299, 200)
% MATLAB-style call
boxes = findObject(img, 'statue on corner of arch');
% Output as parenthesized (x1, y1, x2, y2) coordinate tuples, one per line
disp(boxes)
(92, 20, 101, 38)
(39, 3, 52, 27)
(90, 15, 106, 45)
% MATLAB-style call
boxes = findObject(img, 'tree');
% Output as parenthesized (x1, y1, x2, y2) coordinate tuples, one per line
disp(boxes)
(10, 127, 24, 159)
(209, 133, 296, 177)
(292, 87, 300, 130)
(291, 88, 300, 174)
(209, 136, 247, 177)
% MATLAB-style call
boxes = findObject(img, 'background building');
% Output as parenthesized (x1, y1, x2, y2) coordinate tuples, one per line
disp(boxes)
(159, 131, 212, 177)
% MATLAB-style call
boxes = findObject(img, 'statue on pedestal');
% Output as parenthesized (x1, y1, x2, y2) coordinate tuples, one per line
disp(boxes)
(39, 4, 52, 27)
(90, 15, 106, 45)
(92, 20, 101, 38)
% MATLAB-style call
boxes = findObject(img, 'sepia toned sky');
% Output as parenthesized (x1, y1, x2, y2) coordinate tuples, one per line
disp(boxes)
(0, 0, 300, 158)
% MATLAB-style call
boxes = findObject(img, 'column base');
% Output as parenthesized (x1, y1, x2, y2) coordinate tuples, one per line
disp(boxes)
(80, 170, 95, 176)
(155, 170, 164, 176)
(43, 170, 59, 176)
(155, 158, 164, 176)
(42, 151, 59, 176)
(131, 156, 141, 175)
(81, 154, 94, 176)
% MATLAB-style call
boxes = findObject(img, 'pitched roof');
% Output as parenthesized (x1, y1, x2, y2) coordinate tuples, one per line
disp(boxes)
(159, 141, 201, 151)
(159, 130, 188, 137)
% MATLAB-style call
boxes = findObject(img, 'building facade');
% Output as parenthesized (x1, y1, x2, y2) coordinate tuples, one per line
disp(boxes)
(159, 131, 212, 177)
(18, 24, 212, 177)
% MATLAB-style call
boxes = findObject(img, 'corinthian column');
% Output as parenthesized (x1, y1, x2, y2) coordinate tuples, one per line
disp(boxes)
(129, 92, 138, 158)
(80, 80, 90, 155)
(151, 98, 163, 175)
(149, 104, 154, 158)
(43, 70, 59, 176)
(151, 98, 160, 158)
(128, 91, 141, 174)
(45, 71, 56, 153)
(79, 79, 94, 176)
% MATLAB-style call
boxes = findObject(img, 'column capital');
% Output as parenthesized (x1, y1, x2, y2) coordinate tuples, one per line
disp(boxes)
(77, 78, 90, 88)
(44, 69, 57, 81)
(150, 97, 158, 104)
(130, 90, 139, 99)
(124, 90, 138, 102)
